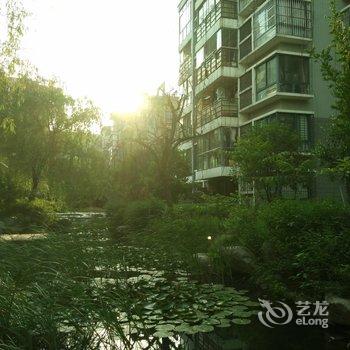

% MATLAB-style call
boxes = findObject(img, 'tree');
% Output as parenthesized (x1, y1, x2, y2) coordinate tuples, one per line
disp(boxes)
(49, 131, 111, 208)
(1, 75, 100, 198)
(114, 91, 192, 204)
(0, 0, 27, 132)
(312, 0, 350, 201)
(231, 123, 315, 202)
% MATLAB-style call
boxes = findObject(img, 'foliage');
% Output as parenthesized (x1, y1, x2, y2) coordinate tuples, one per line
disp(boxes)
(123, 198, 167, 229)
(111, 92, 191, 204)
(108, 198, 167, 231)
(145, 215, 223, 256)
(312, 0, 350, 200)
(217, 200, 350, 299)
(0, 76, 101, 199)
(9, 198, 59, 229)
(231, 123, 316, 202)
(49, 131, 111, 209)
(0, 217, 257, 349)
(174, 194, 238, 218)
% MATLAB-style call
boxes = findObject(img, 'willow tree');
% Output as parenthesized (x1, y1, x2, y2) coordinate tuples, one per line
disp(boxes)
(312, 0, 350, 200)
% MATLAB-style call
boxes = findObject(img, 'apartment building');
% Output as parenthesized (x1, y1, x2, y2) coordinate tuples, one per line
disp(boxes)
(178, 0, 348, 199)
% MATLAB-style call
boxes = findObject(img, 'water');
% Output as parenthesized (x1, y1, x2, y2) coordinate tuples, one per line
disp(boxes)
(57, 213, 350, 350)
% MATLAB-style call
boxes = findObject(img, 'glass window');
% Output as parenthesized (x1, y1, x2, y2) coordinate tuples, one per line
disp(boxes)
(180, 1, 191, 42)
(253, 0, 276, 48)
(279, 55, 309, 94)
(277, 0, 312, 38)
(255, 56, 277, 100)
(196, 48, 204, 68)
(205, 34, 217, 56)
(222, 28, 238, 47)
(256, 64, 266, 93)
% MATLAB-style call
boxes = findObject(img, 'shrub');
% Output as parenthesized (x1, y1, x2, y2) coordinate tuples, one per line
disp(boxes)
(123, 198, 166, 228)
(10, 198, 58, 229)
(213, 200, 350, 299)
(0, 174, 24, 216)
(171, 195, 238, 219)
(256, 200, 350, 298)
(107, 198, 167, 231)
(145, 215, 223, 257)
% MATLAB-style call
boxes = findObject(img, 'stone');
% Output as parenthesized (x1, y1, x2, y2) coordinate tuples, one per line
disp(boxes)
(327, 296, 350, 326)
(194, 253, 211, 267)
(220, 246, 256, 274)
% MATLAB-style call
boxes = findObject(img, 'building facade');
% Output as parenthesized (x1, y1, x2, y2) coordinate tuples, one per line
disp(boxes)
(178, 0, 349, 199)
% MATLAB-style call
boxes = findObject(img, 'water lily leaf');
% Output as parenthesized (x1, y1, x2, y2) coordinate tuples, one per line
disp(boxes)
(155, 324, 175, 332)
(232, 318, 252, 325)
(244, 301, 261, 307)
(204, 318, 220, 325)
(153, 330, 174, 338)
(175, 323, 193, 333)
(216, 321, 231, 328)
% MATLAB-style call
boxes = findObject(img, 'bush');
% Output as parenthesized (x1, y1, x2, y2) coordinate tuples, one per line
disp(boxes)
(214, 200, 350, 299)
(0, 174, 24, 216)
(145, 215, 223, 257)
(171, 195, 238, 219)
(107, 198, 167, 231)
(10, 198, 58, 230)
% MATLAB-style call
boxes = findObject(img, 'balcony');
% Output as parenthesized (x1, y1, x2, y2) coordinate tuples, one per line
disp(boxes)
(195, 0, 238, 43)
(179, 58, 192, 85)
(239, 54, 312, 113)
(196, 47, 238, 85)
(239, 0, 312, 64)
(196, 148, 233, 173)
(198, 98, 238, 126)
(238, 0, 265, 17)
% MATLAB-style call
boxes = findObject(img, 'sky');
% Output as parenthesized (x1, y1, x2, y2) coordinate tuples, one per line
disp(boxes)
(20, 0, 180, 125)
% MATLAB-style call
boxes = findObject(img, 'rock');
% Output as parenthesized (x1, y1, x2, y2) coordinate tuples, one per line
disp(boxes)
(220, 246, 256, 274)
(194, 253, 211, 267)
(327, 296, 350, 326)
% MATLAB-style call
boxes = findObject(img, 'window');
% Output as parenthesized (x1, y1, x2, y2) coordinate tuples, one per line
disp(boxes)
(254, 112, 313, 150)
(180, 1, 191, 42)
(279, 55, 309, 94)
(222, 28, 237, 47)
(253, 0, 276, 48)
(196, 48, 204, 68)
(256, 56, 277, 100)
(198, 0, 217, 25)
(277, 0, 312, 38)
(255, 54, 310, 101)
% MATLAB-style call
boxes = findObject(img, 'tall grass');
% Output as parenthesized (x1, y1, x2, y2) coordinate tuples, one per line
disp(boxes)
(0, 219, 169, 349)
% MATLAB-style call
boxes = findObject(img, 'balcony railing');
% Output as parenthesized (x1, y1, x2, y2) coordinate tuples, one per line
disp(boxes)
(198, 99, 238, 126)
(197, 148, 233, 170)
(179, 58, 192, 85)
(239, 0, 312, 60)
(239, 0, 265, 15)
(196, 47, 238, 84)
(195, 0, 238, 43)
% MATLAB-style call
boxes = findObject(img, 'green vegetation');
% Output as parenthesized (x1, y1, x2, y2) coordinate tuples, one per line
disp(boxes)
(0, 218, 259, 349)
(109, 198, 350, 301)
(0, 1, 350, 348)
(312, 0, 350, 200)
(231, 123, 316, 202)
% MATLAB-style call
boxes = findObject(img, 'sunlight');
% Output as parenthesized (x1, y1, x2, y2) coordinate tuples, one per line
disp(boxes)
(20, 0, 179, 125)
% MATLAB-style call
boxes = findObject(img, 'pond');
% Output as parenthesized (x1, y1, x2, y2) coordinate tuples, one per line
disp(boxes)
(0, 212, 348, 349)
